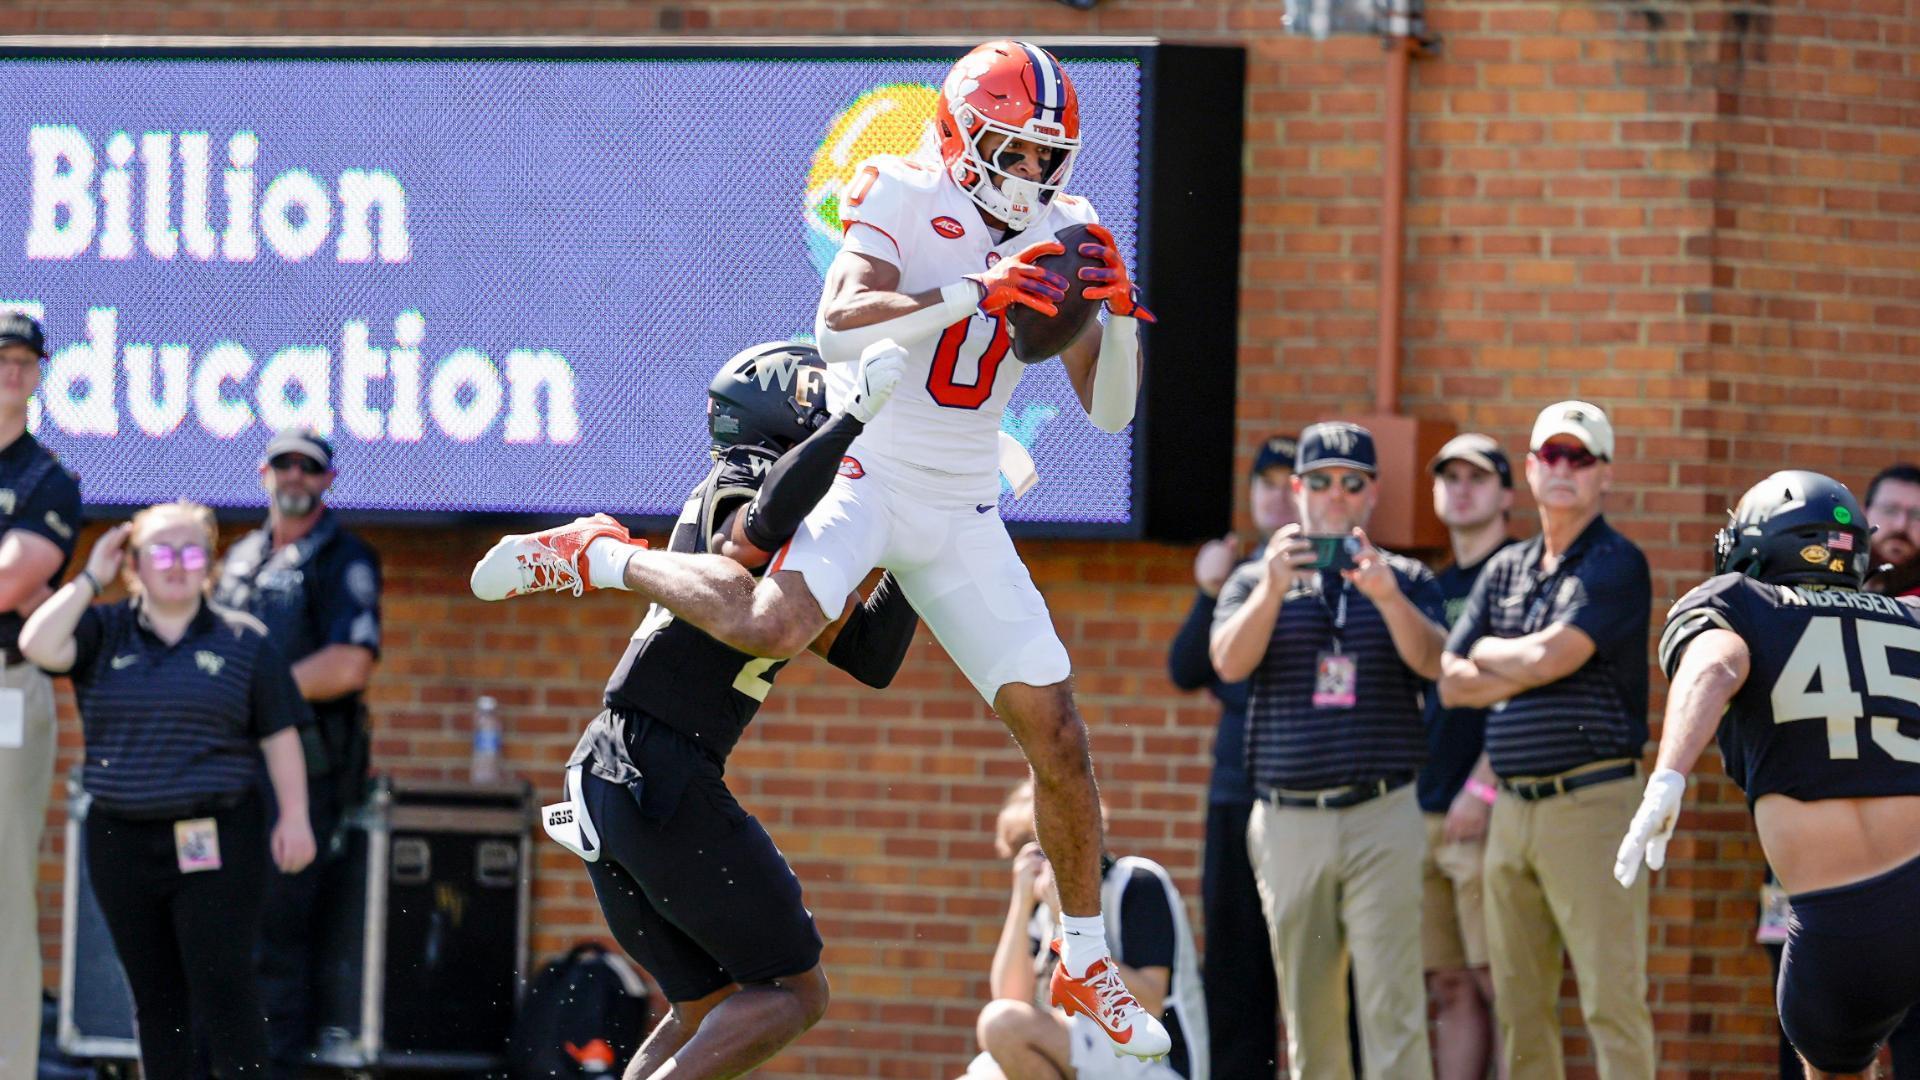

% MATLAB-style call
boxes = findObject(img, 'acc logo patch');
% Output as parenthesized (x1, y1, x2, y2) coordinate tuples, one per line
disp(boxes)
(931, 216, 966, 239)
(837, 456, 865, 480)
(1801, 545, 1830, 564)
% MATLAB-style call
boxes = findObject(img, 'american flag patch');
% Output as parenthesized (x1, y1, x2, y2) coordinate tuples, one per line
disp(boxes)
(1829, 532, 1854, 551)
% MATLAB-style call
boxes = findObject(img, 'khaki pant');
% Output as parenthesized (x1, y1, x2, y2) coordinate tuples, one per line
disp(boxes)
(0, 663, 56, 1079)
(1421, 812, 1489, 971)
(1484, 767, 1655, 1080)
(1248, 785, 1432, 1080)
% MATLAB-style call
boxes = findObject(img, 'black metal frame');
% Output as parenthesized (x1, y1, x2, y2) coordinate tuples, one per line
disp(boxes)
(0, 38, 1243, 541)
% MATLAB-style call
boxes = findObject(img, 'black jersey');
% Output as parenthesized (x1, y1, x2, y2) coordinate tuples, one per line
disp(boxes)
(1660, 573, 1920, 806)
(600, 446, 787, 764)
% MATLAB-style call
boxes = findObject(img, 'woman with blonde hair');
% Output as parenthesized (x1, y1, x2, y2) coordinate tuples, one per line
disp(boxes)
(21, 500, 314, 1079)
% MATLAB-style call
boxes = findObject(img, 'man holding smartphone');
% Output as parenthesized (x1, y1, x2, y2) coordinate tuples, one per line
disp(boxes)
(1210, 421, 1448, 1080)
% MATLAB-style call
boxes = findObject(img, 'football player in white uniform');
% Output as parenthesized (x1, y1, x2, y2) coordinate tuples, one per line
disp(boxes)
(473, 40, 1167, 1059)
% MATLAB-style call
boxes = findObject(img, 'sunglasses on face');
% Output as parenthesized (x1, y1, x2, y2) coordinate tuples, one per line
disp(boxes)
(1534, 444, 1600, 470)
(269, 454, 327, 476)
(1304, 473, 1370, 495)
(143, 543, 208, 572)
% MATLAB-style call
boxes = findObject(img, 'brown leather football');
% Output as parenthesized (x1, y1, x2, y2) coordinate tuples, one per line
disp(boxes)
(1007, 223, 1101, 364)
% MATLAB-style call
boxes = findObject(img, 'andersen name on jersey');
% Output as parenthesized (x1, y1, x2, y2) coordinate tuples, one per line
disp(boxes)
(1661, 573, 1920, 805)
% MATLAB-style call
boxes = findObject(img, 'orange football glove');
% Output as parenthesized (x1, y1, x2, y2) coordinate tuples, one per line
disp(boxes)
(1076, 223, 1156, 323)
(964, 239, 1068, 317)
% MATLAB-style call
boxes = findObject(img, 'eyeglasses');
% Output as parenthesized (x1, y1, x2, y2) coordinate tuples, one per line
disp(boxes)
(1534, 444, 1600, 470)
(269, 454, 327, 476)
(143, 543, 208, 572)
(1304, 473, 1370, 494)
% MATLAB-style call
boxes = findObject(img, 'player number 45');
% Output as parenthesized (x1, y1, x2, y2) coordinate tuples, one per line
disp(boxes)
(1773, 616, 1920, 761)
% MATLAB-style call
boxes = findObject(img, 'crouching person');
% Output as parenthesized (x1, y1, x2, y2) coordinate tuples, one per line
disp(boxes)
(963, 781, 1208, 1080)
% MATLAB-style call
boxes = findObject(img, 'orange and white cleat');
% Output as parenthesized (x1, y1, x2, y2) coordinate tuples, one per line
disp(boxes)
(1049, 950, 1172, 1060)
(470, 513, 642, 600)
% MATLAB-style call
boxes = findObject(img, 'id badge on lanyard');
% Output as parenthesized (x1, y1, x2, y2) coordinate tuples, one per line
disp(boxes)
(1312, 582, 1358, 709)
(174, 817, 222, 873)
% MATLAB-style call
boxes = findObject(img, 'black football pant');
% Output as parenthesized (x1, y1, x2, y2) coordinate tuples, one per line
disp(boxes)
(87, 797, 269, 1079)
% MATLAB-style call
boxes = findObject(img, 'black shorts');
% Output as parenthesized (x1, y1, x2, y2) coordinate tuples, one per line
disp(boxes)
(580, 720, 822, 1003)
(1779, 852, 1920, 1074)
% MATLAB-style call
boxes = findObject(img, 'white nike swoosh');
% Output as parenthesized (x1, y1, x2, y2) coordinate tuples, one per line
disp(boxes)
(1498, 595, 1524, 608)
(110, 655, 138, 670)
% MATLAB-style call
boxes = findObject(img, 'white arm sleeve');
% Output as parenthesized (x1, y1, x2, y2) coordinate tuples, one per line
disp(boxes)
(1087, 314, 1141, 433)
(814, 281, 980, 366)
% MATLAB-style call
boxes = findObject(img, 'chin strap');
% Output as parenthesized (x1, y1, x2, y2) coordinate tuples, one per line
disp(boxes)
(1087, 315, 1140, 433)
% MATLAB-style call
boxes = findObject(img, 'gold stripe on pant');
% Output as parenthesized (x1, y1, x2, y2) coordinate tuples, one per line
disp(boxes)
(0, 663, 56, 1080)
(1484, 769, 1656, 1080)
(1247, 784, 1433, 1080)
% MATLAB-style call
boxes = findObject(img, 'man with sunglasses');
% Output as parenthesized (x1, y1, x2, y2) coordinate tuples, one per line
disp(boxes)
(1437, 401, 1655, 1079)
(1210, 421, 1447, 1080)
(213, 426, 382, 1077)
(0, 312, 81, 1080)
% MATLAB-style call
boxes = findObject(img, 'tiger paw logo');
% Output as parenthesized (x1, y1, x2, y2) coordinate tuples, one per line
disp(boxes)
(804, 84, 941, 279)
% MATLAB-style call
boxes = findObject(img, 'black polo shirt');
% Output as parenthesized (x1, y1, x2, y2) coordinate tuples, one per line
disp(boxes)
(0, 432, 80, 656)
(214, 508, 381, 737)
(1417, 538, 1518, 813)
(59, 598, 310, 815)
(1215, 554, 1446, 792)
(1444, 515, 1651, 779)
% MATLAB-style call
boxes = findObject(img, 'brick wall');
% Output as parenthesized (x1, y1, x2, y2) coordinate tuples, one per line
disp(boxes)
(18, 1, 1920, 1077)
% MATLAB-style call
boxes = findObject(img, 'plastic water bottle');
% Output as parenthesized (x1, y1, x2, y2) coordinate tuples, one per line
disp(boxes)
(471, 695, 502, 784)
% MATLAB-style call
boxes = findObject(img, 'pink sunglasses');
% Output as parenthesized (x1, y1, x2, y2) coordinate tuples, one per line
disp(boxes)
(143, 543, 208, 572)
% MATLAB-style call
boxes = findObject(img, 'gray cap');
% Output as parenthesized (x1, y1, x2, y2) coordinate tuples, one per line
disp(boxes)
(1430, 433, 1512, 488)
(263, 426, 334, 469)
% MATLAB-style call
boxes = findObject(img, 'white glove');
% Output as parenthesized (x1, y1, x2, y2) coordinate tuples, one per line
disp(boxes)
(845, 339, 907, 425)
(1613, 768, 1687, 888)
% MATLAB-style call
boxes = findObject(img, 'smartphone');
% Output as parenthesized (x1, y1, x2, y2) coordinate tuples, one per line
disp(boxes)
(1305, 533, 1361, 572)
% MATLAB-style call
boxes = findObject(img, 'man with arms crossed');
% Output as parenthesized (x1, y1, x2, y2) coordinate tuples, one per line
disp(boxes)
(0, 312, 81, 1080)
(1619, 470, 1920, 1079)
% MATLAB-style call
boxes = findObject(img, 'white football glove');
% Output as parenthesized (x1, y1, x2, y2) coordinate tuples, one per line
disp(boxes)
(1613, 767, 1687, 888)
(845, 338, 907, 425)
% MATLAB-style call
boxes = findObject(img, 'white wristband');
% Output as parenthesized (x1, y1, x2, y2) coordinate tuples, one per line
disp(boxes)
(584, 537, 643, 591)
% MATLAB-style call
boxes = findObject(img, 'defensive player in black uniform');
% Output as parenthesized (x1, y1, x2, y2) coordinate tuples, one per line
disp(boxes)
(494, 341, 918, 1080)
(1616, 470, 1920, 1079)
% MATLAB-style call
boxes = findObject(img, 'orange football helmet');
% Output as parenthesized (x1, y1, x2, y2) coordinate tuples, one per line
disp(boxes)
(936, 40, 1082, 231)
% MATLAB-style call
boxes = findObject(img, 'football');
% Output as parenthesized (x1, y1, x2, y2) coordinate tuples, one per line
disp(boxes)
(1007, 222, 1102, 364)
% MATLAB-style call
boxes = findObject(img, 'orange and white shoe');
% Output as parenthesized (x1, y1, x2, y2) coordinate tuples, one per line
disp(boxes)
(470, 514, 642, 600)
(1049, 951, 1172, 1059)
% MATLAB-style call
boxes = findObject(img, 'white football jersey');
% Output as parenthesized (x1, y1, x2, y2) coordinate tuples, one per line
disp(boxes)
(824, 154, 1099, 499)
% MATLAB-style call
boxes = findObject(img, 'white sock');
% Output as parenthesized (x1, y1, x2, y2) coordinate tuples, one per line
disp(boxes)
(1058, 913, 1109, 978)
(584, 536, 643, 590)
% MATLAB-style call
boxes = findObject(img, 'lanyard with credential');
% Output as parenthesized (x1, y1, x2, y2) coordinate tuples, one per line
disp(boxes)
(1317, 574, 1351, 654)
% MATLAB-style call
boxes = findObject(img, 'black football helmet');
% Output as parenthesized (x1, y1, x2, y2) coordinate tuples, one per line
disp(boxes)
(1715, 470, 1872, 588)
(706, 342, 829, 455)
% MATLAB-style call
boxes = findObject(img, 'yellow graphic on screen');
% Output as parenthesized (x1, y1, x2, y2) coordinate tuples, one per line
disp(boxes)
(803, 83, 941, 278)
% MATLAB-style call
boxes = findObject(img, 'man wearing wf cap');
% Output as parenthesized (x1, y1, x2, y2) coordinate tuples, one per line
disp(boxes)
(1211, 422, 1446, 1080)
(0, 312, 81, 1080)
(1438, 402, 1655, 1079)
(214, 427, 382, 1075)
(1420, 434, 1515, 1080)
(1167, 434, 1295, 1076)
